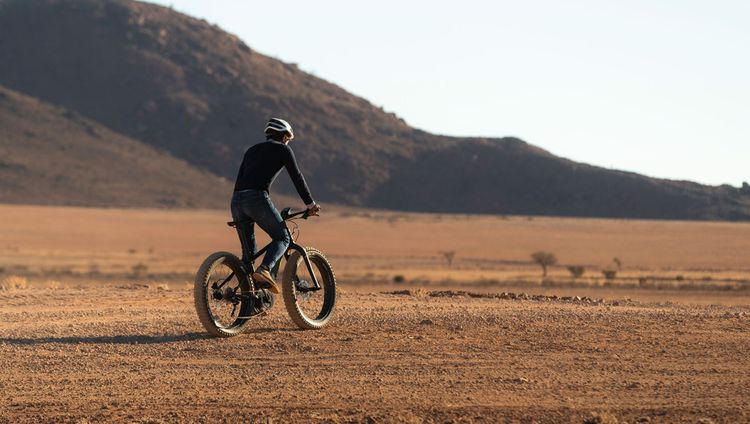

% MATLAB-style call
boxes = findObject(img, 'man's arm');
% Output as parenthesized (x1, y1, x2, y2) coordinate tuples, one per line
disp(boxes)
(281, 145, 315, 207)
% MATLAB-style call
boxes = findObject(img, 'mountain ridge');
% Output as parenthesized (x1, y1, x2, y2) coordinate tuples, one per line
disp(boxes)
(0, 0, 748, 219)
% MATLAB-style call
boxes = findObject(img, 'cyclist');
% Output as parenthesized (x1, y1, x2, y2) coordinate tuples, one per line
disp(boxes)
(231, 118, 320, 294)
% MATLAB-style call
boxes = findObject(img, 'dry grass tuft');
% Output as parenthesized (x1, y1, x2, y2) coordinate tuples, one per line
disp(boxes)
(0, 275, 28, 290)
(43, 280, 62, 289)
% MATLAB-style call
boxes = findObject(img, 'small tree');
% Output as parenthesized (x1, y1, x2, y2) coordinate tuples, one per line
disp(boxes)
(567, 265, 585, 278)
(439, 250, 456, 267)
(531, 251, 557, 277)
(613, 257, 622, 271)
(602, 269, 617, 280)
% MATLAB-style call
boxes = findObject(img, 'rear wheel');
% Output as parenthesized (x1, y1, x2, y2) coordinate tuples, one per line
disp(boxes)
(282, 247, 336, 330)
(194, 251, 254, 337)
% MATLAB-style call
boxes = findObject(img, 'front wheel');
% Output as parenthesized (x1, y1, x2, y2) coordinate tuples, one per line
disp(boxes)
(282, 247, 337, 330)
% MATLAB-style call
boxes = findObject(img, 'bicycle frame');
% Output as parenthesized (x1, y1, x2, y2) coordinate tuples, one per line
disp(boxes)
(230, 215, 321, 290)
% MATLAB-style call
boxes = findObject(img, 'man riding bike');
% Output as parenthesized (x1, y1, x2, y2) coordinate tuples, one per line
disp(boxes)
(231, 118, 320, 294)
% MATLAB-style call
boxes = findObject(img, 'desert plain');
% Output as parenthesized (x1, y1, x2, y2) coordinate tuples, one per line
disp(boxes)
(1, 204, 749, 423)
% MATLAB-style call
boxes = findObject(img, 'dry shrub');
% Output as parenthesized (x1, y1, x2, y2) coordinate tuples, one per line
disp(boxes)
(413, 288, 429, 297)
(0, 275, 28, 290)
(602, 269, 617, 280)
(43, 280, 62, 289)
(567, 265, 585, 278)
(132, 263, 149, 276)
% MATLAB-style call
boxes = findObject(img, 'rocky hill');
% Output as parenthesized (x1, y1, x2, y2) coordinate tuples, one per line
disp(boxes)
(0, 85, 231, 207)
(0, 0, 748, 219)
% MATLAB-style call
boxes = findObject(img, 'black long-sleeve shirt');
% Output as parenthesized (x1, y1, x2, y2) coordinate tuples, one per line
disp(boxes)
(233, 140, 315, 206)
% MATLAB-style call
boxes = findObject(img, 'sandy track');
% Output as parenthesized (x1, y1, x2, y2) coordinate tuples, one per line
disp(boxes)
(1, 286, 749, 423)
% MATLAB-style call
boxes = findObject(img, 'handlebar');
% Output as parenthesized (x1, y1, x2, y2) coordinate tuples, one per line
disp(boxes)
(281, 207, 311, 220)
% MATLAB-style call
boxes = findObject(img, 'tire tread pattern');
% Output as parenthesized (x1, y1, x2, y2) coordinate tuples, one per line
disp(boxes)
(281, 247, 337, 330)
(194, 251, 251, 338)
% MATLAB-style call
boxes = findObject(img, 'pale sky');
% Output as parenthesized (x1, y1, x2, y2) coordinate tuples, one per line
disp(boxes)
(149, 0, 749, 186)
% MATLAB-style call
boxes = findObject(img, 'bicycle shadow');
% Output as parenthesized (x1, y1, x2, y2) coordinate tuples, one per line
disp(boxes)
(0, 327, 305, 345)
(0, 332, 211, 346)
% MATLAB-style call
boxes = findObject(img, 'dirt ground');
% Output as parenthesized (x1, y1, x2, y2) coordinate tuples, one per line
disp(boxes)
(1, 204, 750, 422)
(0, 284, 748, 423)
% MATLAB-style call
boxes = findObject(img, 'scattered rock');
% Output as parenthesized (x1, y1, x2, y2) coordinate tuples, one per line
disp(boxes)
(584, 412, 618, 424)
(386, 290, 412, 296)
(419, 319, 434, 325)
(382, 289, 632, 306)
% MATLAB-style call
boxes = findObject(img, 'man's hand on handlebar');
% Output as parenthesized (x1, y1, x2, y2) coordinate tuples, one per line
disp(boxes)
(307, 203, 321, 217)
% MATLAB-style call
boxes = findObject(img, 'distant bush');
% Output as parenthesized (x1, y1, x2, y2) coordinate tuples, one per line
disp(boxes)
(531, 251, 557, 277)
(601, 269, 617, 280)
(675, 275, 685, 281)
(567, 265, 585, 278)
(128, 248, 137, 254)
(132, 263, 148, 277)
(393, 275, 406, 284)
(0, 267, 4, 274)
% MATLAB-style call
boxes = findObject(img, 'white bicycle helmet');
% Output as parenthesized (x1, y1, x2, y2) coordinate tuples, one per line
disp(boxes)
(264, 117, 294, 140)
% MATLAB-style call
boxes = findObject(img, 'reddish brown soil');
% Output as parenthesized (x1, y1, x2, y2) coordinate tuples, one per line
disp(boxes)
(1, 286, 748, 423)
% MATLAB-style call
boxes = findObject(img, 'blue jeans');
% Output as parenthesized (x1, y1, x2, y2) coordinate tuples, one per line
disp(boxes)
(230, 189, 290, 272)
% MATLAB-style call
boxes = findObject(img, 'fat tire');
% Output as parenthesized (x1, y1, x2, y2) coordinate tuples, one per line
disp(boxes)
(282, 247, 337, 330)
(194, 251, 253, 338)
